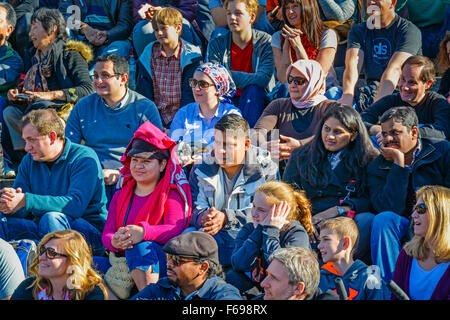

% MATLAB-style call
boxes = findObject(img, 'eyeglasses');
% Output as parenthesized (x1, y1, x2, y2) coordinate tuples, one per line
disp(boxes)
(189, 78, 215, 89)
(166, 254, 198, 266)
(287, 75, 307, 86)
(413, 203, 427, 215)
(39, 246, 68, 259)
(92, 73, 122, 81)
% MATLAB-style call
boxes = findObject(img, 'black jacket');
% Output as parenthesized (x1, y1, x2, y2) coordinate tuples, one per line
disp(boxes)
(367, 138, 450, 217)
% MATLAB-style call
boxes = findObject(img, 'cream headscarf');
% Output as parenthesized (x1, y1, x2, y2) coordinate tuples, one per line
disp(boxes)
(286, 59, 328, 109)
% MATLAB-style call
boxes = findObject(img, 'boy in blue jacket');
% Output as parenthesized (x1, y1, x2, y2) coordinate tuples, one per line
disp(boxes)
(317, 217, 390, 300)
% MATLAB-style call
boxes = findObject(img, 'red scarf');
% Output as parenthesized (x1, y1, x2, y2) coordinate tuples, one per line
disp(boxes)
(289, 34, 319, 61)
(115, 121, 192, 230)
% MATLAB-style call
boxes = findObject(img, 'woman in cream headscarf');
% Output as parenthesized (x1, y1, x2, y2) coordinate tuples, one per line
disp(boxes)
(255, 59, 336, 162)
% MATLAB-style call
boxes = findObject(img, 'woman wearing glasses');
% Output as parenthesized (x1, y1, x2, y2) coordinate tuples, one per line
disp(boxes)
(97, 121, 192, 299)
(254, 59, 335, 162)
(3, 8, 94, 165)
(283, 103, 379, 264)
(169, 62, 241, 167)
(11, 230, 108, 300)
(391, 185, 450, 300)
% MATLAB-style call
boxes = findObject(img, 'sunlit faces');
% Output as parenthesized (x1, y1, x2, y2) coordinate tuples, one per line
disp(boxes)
(0, 7, 13, 46)
(284, 2, 301, 27)
(287, 68, 308, 101)
(38, 238, 70, 280)
(226, 1, 256, 33)
(380, 118, 418, 153)
(154, 22, 181, 47)
(22, 124, 55, 162)
(213, 129, 250, 167)
(251, 192, 275, 228)
(130, 156, 167, 185)
(398, 64, 432, 106)
(191, 71, 219, 106)
(411, 196, 429, 238)
(166, 255, 204, 289)
(29, 19, 56, 52)
(317, 228, 346, 263)
(93, 60, 127, 97)
(321, 117, 355, 153)
(261, 259, 299, 300)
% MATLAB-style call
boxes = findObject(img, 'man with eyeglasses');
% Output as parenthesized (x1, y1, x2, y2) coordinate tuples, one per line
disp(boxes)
(0, 108, 108, 257)
(131, 231, 242, 300)
(65, 53, 162, 205)
(366, 106, 450, 283)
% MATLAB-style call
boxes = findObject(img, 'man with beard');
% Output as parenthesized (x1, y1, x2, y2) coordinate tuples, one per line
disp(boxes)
(130, 231, 242, 300)
(362, 55, 450, 142)
(367, 106, 450, 283)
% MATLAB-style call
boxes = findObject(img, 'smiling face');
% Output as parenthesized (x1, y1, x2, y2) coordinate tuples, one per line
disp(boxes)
(191, 71, 219, 107)
(38, 238, 70, 281)
(284, 2, 302, 27)
(130, 156, 166, 186)
(93, 61, 127, 98)
(226, 1, 255, 33)
(398, 64, 432, 106)
(29, 19, 56, 52)
(213, 129, 250, 169)
(287, 68, 307, 101)
(0, 7, 13, 47)
(321, 117, 355, 153)
(154, 21, 181, 47)
(261, 259, 299, 300)
(317, 228, 345, 263)
(411, 196, 429, 238)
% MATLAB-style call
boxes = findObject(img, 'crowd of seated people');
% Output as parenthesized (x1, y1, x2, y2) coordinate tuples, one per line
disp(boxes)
(0, 0, 448, 301)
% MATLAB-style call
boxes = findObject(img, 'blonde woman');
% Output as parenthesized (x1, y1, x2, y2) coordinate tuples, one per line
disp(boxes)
(392, 185, 450, 300)
(226, 181, 313, 298)
(11, 230, 108, 300)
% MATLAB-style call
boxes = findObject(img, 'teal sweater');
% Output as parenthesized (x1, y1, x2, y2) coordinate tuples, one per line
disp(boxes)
(65, 89, 163, 170)
(12, 138, 108, 232)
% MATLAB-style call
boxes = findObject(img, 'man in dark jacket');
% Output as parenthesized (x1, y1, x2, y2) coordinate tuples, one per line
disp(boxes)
(368, 106, 450, 283)
(362, 55, 450, 142)
(59, 0, 133, 63)
(255, 247, 338, 300)
(130, 231, 242, 300)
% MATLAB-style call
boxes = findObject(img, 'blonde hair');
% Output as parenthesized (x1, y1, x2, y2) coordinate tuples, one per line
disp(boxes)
(28, 230, 108, 300)
(403, 185, 450, 263)
(223, 0, 259, 17)
(151, 7, 183, 34)
(256, 181, 314, 234)
(320, 217, 359, 253)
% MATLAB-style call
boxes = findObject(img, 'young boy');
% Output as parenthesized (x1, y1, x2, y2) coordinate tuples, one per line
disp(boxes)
(206, 0, 275, 127)
(188, 114, 279, 267)
(317, 217, 390, 300)
(136, 7, 203, 129)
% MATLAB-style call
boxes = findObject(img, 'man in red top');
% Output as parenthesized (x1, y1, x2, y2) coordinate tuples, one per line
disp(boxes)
(206, 0, 275, 127)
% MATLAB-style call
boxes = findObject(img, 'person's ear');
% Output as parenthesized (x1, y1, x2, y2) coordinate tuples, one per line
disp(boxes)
(199, 261, 210, 276)
(411, 125, 419, 139)
(350, 132, 358, 142)
(341, 236, 351, 251)
(6, 25, 13, 38)
(294, 281, 306, 297)
(176, 23, 183, 36)
(121, 73, 129, 86)
(424, 79, 434, 91)
(49, 131, 58, 144)
(244, 137, 251, 151)
(249, 11, 256, 25)
(160, 159, 168, 172)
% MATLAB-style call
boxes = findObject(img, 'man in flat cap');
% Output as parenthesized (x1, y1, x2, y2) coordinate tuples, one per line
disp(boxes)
(130, 231, 242, 300)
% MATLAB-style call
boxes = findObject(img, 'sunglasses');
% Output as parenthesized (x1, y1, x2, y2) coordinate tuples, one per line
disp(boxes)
(166, 254, 198, 266)
(413, 203, 427, 215)
(39, 246, 68, 259)
(287, 75, 307, 86)
(189, 78, 215, 89)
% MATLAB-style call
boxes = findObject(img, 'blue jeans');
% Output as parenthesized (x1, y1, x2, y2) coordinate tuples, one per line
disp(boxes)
(353, 212, 375, 265)
(370, 211, 410, 282)
(232, 85, 267, 128)
(93, 241, 167, 276)
(132, 19, 202, 57)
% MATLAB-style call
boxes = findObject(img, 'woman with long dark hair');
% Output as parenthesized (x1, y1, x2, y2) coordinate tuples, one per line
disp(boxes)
(283, 103, 379, 263)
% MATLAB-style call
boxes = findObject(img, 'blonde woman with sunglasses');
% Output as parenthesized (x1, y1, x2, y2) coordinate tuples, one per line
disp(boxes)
(11, 230, 108, 300)
(391, 185, 450, 300)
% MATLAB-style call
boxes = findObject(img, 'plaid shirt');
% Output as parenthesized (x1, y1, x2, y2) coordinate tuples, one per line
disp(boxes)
(151, 41, 182, 126)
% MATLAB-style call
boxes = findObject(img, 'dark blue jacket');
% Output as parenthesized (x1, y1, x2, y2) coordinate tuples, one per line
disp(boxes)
(367, 138, 450, 217)
(131, 276, 242, 300)
(231, 222, 310, 286)
(319, 260, 391, 300)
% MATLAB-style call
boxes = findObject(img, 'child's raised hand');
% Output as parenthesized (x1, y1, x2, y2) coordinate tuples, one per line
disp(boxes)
(263, 201, 290, 229)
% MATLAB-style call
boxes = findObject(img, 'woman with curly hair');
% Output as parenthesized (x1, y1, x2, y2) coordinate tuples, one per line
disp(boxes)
(226, 181, 313, 298)
(11, 230, 108, 300)
(392, 185, 450, 300)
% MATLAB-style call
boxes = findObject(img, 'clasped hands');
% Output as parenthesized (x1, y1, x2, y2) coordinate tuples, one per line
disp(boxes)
(111, 225, 145, 250)
(0, 187, 26, 214)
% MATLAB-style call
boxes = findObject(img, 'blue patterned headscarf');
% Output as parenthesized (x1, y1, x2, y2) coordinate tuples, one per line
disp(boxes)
(195, 62, 236, 103)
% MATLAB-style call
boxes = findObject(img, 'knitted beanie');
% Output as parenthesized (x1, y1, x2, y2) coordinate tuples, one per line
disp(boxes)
(104, 252, 135, 300)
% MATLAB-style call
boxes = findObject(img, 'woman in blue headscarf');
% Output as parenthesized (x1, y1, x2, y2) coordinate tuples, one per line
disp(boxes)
(169, 62, 242, 166)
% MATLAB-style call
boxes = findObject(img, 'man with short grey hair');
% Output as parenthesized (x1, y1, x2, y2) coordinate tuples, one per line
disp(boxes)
(257, 247, 338, 300)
